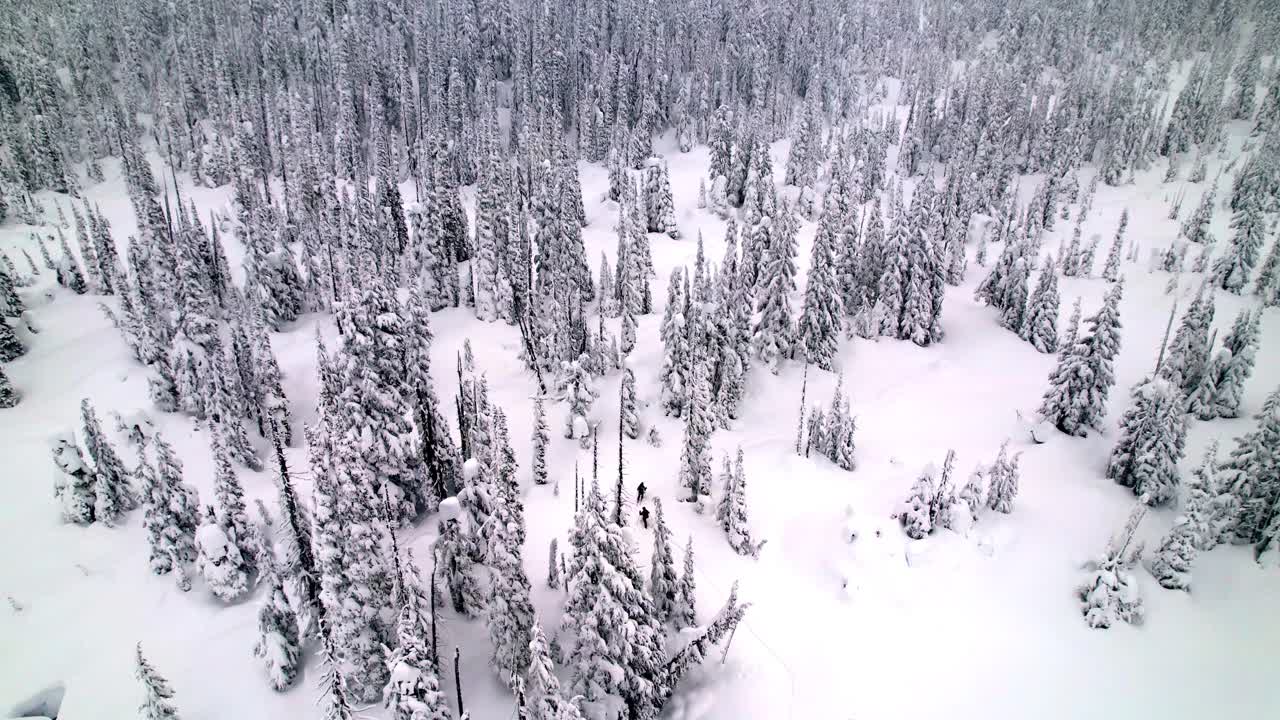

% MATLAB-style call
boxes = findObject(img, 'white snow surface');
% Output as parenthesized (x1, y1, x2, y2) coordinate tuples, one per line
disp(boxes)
(3, 124, 1280, 720)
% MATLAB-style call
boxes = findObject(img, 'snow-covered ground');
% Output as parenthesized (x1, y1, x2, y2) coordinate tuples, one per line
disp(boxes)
(2, 123, 1279, 720)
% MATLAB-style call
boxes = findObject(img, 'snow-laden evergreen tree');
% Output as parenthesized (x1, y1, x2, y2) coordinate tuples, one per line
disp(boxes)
(0, 318, 26, 363)
(753, 207, 797, 372)
(1211, 200, 1268, 293)
(1061, 224, 1083, 277)
(532, 396, 549, 485)
(309, 411, 396, 701)
(0, 261, 23, 317)
(798, 203, 843, 370)
(1021, 259, 1060, 353)
(1211, 308, 1262, 418)
(196, 510, 250, 602)
(209, 428, 257, 575)
(785, 104, 819, 189)
(1148, 512, 1199, 591)
(1101, 232, 1124, 281)
(140, 434, 200, 575)
(1078, 234, 1101, 278)
(716, 230, 753, 420)
(621, 364, 640, 439)
(52, 432, 95, 524)
(598, 252, 617, 318)
(678, 358, 715, 512)
(1106, 378, 1187, 506)
(526, 622, 585, 720)
(381, 595, 451, 720)
(437, 514, 484, 617)
(136, 643, 181, 720)
(561, 478, 664, 712)
(1186, 349, 1226, 420)
(208, 345, 263, 472)
(1254, 237, 1280, 306)
(716, 447, 761, 556)
(999, 256, 1031, 333)
(648, 162, 678, 238)
(81, 398, 133, 525)
(0, 366, 18, 408)
(486, 487, 535, 683)
(560, 356, 597, 447)
(806, 375, 857, 472)
(1080, 503, 1147, 629)
(547, 537, 561, 589)
(1181, 185, 1216, 245)
(1039, 280, 1124, 436)
(649, 497, 679, 623)
(1185, 442, 1236, 550)
(253, 538, 301, 691)
(54, 228, 88, 294)
(674, 537, 697, 629)
(1159, 284, 1216, 396)
(1234, 32, 1262, 119)
(895, 181, 939, 346)
(900, 465, 938, 540)
(1219, 387, 1280, 546)
(986, 442, 1022, 514)
(328, 282, 418, 518)
(319, 613, 356, 720)
(245, 307, 291, 445)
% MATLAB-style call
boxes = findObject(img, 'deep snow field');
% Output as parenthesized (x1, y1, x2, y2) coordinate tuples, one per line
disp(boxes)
(2, 119, 1279, 719)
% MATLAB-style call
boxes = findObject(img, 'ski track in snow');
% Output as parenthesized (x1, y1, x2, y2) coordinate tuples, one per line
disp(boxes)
(3, 122, 1280, 720)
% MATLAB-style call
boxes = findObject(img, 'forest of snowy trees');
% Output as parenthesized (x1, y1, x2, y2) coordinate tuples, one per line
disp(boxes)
(2, 0, 1280, 718)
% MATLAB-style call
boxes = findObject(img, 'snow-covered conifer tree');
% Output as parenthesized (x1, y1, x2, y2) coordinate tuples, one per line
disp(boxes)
(1148, 514, 1198, 591)
(798, 203, 843, 369)
(81, 398, 133, 525)
(986, 442, 1022, 514)
(547, 537, 560, 589)
(1021, 260, 1060, 353)
(141, 434, 200, 574)
(753, 207, 798, 371)
(196, 511, 250, 602)
(52, 432, 95, 524)
(136, 644, 181, 720)
(1080, 503, 1147, 629)
(1107, 377, 1187, 506)
(1039, 281, 1124, 436)
(621, 365, 640, 439)
(486, 494, 534, 682)
(437, 516, 484, 617)
(1211, 308, 1261, 418)
(674, 538, 697, 629)
(1211, 201, 1268, 293)
(253, 540, 300, 691)
(0, 318, 24, 363)
(650, 497, 679, 622)
(678, 359, 714, 511)
(659, 268, 689, 414)
(209, 428, 257, 574)
(1159, 285, 1216, 395)
(999, 256, 1030, 333)
(561, 478, 663, 710)
(532, 396, 548, 485)
(526, 622, 584, 720)
(716, 447, 761, 556)
(1220, 388, 1280, 546)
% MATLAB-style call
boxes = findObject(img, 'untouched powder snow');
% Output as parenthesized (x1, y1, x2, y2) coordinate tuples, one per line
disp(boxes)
(3, 124, 1280, 720)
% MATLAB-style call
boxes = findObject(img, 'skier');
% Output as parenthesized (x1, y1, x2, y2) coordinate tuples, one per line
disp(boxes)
(640, 506, 651, 529)
(637, 481, 647, 503)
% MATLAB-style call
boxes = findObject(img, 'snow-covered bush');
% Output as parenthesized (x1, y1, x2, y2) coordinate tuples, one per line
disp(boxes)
(196, 521, 250, 602)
